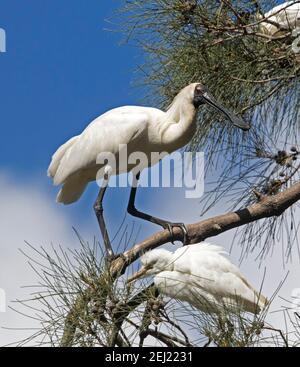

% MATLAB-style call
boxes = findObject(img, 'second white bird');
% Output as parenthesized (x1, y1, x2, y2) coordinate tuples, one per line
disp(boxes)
(128, 243, 268, 314)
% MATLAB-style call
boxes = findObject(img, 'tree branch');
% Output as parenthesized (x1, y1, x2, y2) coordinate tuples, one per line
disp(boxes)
(111, 181, 300, 276)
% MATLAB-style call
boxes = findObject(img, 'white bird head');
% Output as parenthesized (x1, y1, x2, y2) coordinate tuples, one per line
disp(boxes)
(179, 83, 250, 131)
(127, 248, 173, 284)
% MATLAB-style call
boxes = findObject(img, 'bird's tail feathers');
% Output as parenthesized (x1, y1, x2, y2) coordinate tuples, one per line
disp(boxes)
(56, 175, 88, 205)
(223, 291, 268, 315)
(242, 290, 268, 315)
(256, 292, 269, 313)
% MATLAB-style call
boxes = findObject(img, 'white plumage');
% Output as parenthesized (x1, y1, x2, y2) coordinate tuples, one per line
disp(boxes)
(48, 83, 249, 204)
(128, 243, 268, 314)
(260, 1, 300, 36)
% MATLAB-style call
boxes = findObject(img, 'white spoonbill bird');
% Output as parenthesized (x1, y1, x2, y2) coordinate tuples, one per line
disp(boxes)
(127, 244, 268, 314)
(259, 1, 300, 36)
(48, 83, 249, 258)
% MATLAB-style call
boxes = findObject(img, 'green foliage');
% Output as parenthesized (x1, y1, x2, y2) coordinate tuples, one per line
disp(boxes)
(10, 236, 294, 347)
(118, 1, 300, 134)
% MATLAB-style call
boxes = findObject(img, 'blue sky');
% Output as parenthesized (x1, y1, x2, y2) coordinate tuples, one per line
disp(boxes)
(0, 1, 142, 171)
(0, 0, 154, 232)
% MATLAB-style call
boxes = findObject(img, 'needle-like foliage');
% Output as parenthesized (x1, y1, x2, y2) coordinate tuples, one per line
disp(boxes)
(116, 0, 300, 260)
(7, 234, 298, 347)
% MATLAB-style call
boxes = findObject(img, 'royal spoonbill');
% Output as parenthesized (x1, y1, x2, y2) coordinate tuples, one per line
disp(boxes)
(127, 244, 267, 314)
(48, 83, 249, 258)
(259, 1, 300, 36)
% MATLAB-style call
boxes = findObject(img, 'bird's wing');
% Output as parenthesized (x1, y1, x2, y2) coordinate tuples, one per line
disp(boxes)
(50, 107, 150, 185)
(264, 2, 300, 32)
(266, 2, 300, 18)
(154, 270, 220, 313)
(172, 244, 267, 313)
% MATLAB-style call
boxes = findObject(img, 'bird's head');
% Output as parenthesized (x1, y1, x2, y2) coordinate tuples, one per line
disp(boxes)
(187, 83, 250, 131)
(127, 249, 173, 284)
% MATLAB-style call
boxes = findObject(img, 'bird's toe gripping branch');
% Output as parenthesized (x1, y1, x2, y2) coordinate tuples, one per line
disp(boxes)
(163, 222, 189, 246)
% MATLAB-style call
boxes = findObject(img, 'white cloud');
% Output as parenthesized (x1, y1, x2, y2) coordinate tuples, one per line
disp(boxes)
(0, 173, 77, 345)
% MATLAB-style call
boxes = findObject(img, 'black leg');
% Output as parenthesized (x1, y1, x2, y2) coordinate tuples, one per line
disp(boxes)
(127, 172, 188, 245)
(94, 176, 114, 260)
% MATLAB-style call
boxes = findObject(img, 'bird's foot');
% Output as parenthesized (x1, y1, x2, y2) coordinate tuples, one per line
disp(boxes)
(162, 222, 188, 245)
